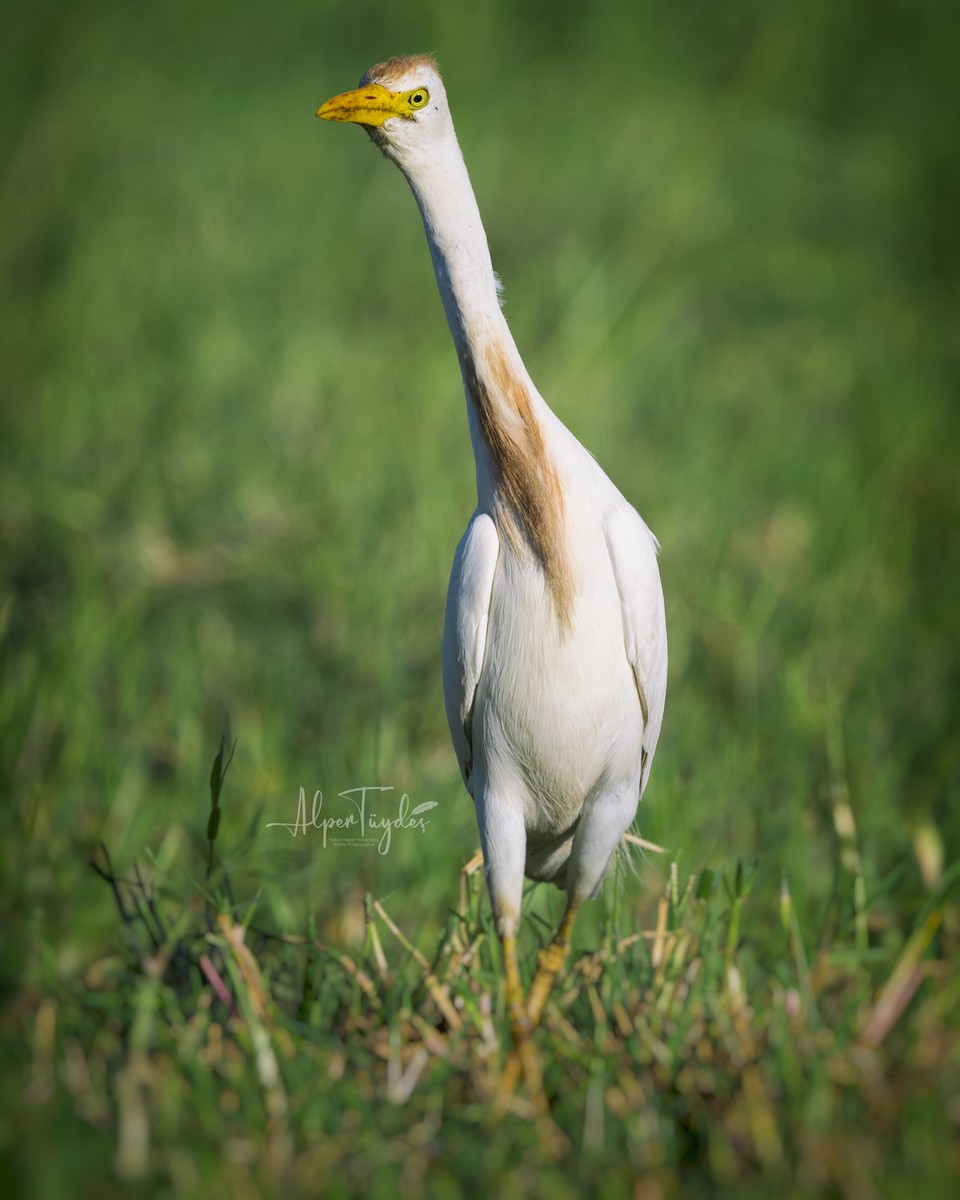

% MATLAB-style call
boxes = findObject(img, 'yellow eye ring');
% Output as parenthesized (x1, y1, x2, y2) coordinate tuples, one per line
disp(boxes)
(408, 88, 429, 110)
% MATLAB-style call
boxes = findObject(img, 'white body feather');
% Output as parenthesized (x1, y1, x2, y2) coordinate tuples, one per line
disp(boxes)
(442, 405, 666, 936)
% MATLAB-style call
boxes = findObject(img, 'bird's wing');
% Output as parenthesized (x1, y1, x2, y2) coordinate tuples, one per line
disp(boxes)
(441, 512, 500, 791)
(603, 506, 668, 793)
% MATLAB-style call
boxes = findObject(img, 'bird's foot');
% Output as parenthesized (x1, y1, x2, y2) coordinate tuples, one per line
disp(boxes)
(496, 1030, 570, 1156)
(497, 1028, 546, 1115)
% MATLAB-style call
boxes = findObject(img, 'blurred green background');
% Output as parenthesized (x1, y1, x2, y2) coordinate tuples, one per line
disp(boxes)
(2, 0, 958, 1008)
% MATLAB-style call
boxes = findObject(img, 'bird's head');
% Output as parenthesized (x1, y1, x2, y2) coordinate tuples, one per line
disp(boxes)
(316, 55, 453, 168)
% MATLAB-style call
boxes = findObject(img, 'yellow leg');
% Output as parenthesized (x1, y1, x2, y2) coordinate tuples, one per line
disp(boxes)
(526, 903, 579, 1029)
(501, 934, 527, 1029)
(497, 934, 547, 1113)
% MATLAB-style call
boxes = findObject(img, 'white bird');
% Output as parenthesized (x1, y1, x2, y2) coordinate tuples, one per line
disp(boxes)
(318, 56, 667, 1069)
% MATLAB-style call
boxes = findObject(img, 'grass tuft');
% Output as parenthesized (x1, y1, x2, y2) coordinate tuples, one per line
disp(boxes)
(12, 746, 949, 1195)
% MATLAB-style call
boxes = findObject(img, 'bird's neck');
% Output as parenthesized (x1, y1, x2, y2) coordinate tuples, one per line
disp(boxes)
(401, 141, 573, 623)
(402, 148, 502, 365)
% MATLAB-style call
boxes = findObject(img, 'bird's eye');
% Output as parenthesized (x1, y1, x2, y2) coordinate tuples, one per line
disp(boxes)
(408, 89, 429, 109)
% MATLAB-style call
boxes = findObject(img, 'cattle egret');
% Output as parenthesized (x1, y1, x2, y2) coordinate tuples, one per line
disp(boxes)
(318, 56, 667, 1091)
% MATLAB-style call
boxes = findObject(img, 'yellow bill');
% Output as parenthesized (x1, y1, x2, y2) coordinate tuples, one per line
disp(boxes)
(316, 84, 407, 127)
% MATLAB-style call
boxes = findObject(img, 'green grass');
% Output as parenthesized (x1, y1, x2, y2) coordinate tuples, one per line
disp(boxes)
(2, 0, 959, 1195)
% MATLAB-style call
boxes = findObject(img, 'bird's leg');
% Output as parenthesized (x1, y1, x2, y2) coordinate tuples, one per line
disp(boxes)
(496, 907, 578, 1117)
(475, 796, 549, 1111)
(526, 902, 580, 1029)
(497, 933, 545, 1110)
(501, 934, 527, 1031)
